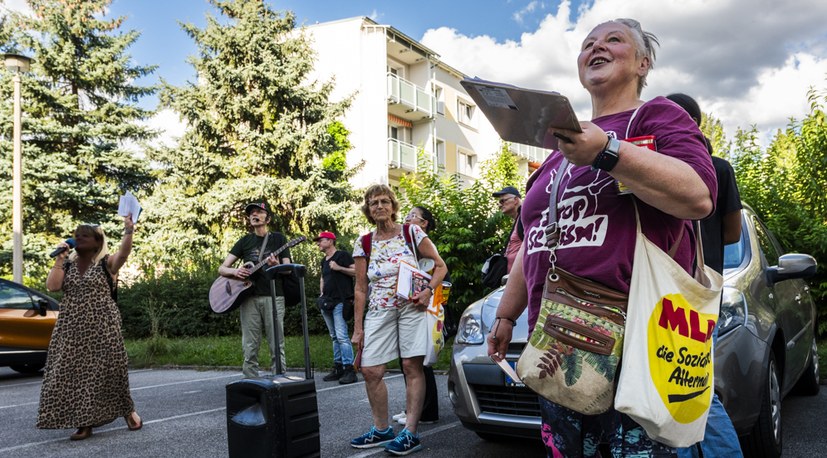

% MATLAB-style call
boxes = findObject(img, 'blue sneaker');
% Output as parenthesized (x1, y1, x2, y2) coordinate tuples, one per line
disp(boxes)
(384, 429, 423, 455)
(350, 426, 395, 449)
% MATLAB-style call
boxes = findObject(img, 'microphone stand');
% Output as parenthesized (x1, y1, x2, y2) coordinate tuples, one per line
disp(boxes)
(263, 263, 311, 379)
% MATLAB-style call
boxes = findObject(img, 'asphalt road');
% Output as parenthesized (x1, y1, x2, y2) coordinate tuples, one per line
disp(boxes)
(0, 366, 823, 457)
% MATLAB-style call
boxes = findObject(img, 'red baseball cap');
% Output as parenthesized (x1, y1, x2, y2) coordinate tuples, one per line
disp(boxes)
(313, 231, 336, 241)
(244, 202, 270, 215)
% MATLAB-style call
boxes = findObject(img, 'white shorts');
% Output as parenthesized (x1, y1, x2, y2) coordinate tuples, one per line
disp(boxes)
(361, 303, 428, 367)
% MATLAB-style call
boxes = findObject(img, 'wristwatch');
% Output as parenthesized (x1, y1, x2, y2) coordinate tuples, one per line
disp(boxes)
(592, 136, 621, 172)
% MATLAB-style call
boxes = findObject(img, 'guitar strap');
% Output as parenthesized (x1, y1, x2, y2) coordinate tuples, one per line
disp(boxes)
(257, 232, 270, 262)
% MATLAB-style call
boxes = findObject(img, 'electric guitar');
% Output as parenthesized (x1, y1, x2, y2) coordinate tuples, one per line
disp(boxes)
(209, 236, 306, 314)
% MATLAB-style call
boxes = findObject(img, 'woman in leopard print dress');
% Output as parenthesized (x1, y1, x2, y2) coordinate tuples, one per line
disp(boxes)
(37, 215, 142, 440)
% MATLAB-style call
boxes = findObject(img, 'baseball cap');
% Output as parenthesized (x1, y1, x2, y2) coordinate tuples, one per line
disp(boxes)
(244, 202, 271, 215)
(313, 231, 336, 241)
(492, 186, 521, 198)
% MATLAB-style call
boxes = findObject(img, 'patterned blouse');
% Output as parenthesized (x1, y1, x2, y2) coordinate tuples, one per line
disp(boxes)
(353, 224, 427, 311)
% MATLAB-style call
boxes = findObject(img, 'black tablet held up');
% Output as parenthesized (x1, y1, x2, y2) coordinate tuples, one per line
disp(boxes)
(461, 78, 581, 149)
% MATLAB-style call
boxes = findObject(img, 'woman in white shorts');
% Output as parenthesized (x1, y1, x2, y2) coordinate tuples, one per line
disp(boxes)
(349, 184, 447, 456)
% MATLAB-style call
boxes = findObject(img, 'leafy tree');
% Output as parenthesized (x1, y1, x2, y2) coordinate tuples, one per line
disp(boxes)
(141, 0, 357, 269)
(0, 0, 156, 281)
(699, 112, 729, 158)
(397, 145, 524, 315)
(730, 91, 827, 334)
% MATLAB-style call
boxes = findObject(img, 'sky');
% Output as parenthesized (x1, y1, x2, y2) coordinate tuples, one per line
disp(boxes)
(5, 0, 827, 148)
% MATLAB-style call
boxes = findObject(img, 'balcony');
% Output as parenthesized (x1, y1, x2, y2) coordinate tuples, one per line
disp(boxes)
(509, 143, 552, 164)
(387, 73, 435, 122)
(387, 138, 418, 171)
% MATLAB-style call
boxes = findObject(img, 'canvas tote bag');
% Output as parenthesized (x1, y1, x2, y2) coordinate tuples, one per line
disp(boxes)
(614, 203, 723, 447)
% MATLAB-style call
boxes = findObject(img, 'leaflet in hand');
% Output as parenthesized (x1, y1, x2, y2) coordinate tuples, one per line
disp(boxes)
(118, 191, 142, 224)
(396, 261, 432, 301)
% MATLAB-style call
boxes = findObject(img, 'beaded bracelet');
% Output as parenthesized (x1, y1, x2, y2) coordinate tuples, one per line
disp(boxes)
(495, 316, 517, 326)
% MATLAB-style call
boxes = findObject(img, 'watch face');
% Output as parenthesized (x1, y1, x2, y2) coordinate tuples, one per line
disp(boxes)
(593, 138, 620, 171)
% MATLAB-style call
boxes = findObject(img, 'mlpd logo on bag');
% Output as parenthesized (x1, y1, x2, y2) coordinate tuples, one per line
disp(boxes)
(647, 293, 717, 424)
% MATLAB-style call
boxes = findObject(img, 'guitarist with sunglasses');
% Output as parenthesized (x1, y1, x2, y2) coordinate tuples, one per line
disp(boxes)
(219, 202, 292, 378)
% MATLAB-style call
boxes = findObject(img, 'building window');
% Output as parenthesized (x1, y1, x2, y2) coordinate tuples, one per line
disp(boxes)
(434, 86, 445, 115)
(388, 125, 410, 143)
(436, 139, 446, 169)
(457, 99, 476, 126)
(458, 150, 476, 176)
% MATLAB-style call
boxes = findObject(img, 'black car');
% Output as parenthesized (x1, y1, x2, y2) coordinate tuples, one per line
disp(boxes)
(0, 279, 60, 373)
(448, 205, 819, 457)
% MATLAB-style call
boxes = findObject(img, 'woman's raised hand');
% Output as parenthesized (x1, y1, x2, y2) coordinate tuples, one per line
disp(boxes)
(552, 121, 609, 167)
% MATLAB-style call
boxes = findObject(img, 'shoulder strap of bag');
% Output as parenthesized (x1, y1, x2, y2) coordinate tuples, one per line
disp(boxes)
(625, 101, 647, 139)
(100, 255, 117, 301)
(361, 231, 372, 262)
(362, 224, 417, 263)
(624, 100, 686, 259)
(547, 159, 570, 227)
(404, 223, 418, 265)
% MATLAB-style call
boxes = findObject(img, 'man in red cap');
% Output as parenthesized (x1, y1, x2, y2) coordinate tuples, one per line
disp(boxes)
(314, 231, 357, 384)
(218, 202, 292, 377)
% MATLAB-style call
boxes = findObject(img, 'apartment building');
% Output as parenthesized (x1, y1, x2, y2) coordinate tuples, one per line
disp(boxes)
(302, 17, 549, 188)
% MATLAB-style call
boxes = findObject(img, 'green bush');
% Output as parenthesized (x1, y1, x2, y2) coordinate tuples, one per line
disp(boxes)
(118, 253, 330, 338)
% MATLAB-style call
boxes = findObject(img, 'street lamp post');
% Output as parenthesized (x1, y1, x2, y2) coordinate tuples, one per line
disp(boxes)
(4, 53, 32, 284)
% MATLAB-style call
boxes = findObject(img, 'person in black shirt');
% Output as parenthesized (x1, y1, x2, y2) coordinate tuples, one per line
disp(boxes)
(667, 93, 743, 458)
(315, 231, 357, 384)
(218, 202, 292, 378)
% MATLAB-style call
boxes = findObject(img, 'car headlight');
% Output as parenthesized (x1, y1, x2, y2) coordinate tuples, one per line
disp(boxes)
(717, 286, 747, 336)
(455, 308, 484, 345)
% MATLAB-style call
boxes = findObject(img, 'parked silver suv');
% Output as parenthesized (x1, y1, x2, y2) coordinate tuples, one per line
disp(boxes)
(448, 205, 819, 456)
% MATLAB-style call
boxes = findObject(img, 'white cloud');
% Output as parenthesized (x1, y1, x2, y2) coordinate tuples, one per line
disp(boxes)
(0, 0, 32, 16)
(512, 1, 544, 24)
(421, 0, 827, 146)
(143, 108, 186, 149)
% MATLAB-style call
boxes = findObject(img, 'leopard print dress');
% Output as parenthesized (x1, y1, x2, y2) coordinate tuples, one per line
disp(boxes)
(36, 256, 135, 429)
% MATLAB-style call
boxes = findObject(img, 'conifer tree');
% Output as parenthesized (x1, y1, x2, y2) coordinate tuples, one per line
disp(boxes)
(0, 0, 156, 278)
(143, 0, 355, 265)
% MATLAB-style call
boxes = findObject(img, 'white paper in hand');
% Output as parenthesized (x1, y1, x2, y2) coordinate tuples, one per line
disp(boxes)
(118, 191, 142, 224)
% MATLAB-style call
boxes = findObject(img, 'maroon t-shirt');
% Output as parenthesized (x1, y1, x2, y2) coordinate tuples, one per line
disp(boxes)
(522, 96, 717, 330)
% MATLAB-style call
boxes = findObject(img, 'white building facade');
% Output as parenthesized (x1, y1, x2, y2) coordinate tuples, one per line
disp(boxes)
(303, 17, 549, 188)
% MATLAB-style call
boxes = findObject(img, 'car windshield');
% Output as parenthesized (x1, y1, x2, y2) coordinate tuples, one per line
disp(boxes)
(723, 227, 747, 269)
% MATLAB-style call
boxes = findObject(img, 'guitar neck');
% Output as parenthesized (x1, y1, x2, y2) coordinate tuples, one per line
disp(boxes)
(248, 244, 289, 275)
(246, 236, 306, 275)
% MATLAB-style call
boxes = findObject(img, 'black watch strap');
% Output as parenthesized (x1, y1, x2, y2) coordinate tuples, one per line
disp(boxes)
(592, 137, 621, 172)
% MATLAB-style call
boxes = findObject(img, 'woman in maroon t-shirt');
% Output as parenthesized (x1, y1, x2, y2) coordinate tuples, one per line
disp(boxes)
(488, 18, 717, 457)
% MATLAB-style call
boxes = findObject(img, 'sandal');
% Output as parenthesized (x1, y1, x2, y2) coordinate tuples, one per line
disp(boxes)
(125, 412, 143, 431)
(70, 427, 92, 441)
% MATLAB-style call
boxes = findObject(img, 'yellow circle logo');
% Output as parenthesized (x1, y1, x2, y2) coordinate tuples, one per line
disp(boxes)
(647, 293, 716, 423)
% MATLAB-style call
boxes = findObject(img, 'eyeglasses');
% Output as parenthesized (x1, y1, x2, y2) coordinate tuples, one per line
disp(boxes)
(369, 198, 393, 208)
(404, 213, 423, 222)
(498, 196, 517, 205)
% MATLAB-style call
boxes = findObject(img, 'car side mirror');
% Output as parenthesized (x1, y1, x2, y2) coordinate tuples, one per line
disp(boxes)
(36, 298, 50, 317)
(766, 253, 817, 285)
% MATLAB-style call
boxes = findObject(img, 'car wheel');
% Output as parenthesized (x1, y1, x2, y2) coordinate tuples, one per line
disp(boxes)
(10, 362, 45, 374)
(740, 350, 782, 458)
(792, 339, 820, 396)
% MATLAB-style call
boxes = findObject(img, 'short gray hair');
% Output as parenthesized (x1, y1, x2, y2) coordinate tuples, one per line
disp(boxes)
(612, 18, 660, 95)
